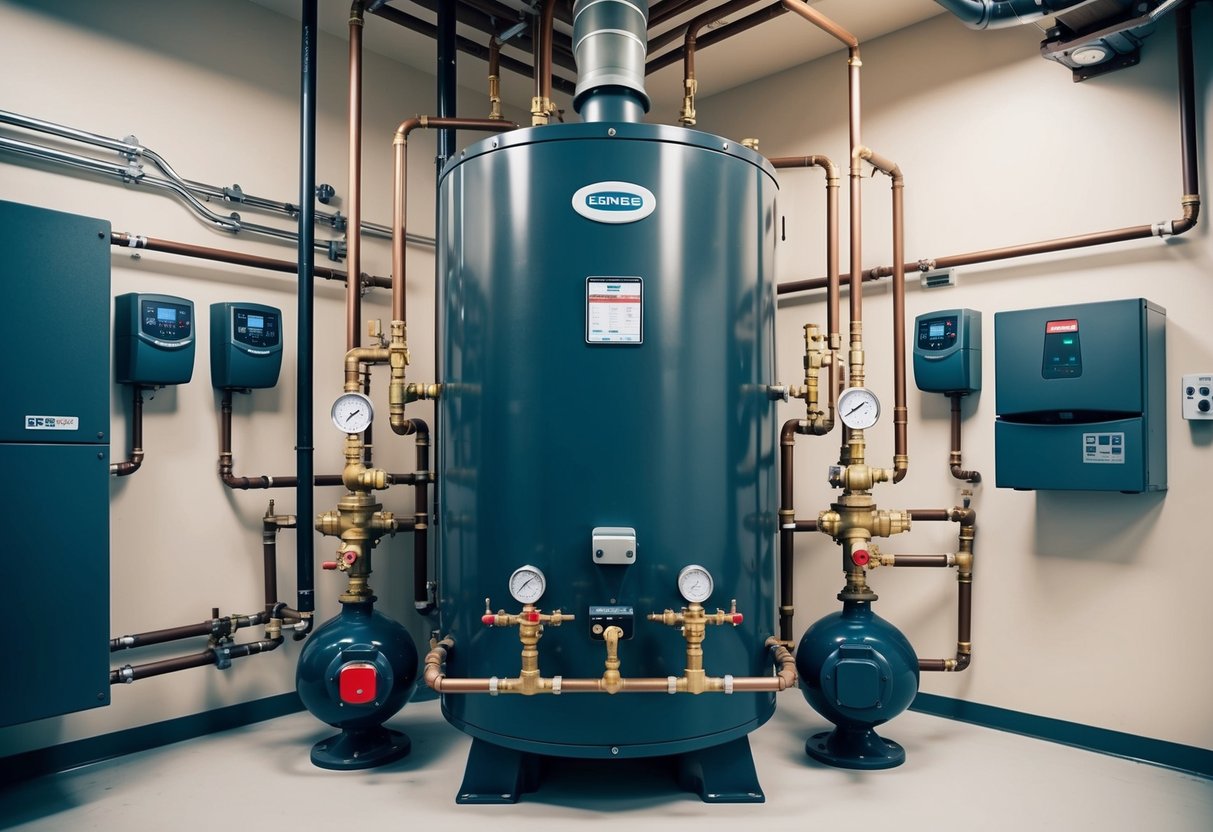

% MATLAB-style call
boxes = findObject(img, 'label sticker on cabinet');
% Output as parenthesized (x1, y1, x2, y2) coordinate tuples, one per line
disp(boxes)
(25, 415, 79, 431)
(1082, 432, 1125, 464)
(586, 277, 643, 344)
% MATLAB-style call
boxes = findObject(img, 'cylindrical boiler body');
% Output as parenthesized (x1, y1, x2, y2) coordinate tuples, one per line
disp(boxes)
(437, 122, 779, 758)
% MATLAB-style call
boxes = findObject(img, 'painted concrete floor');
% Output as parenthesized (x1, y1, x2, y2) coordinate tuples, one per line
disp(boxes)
(2, 698, 1210, 831)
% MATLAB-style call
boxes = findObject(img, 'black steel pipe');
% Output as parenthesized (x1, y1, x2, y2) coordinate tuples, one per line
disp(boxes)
(296, 0, 318, 622)
(437, 2, 458, 170)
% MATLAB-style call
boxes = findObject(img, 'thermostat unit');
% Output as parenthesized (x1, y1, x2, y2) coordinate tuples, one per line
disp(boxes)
(115, 293, 195, 386)
(913, 308, 981, 394)
(210, 302, 283, 389)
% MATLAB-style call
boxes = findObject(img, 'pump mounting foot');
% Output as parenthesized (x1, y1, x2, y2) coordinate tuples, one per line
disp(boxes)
(805, 726, 905, 770)
(309, 726, 411, 770)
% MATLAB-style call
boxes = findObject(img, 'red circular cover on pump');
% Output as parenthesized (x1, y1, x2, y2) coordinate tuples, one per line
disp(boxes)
(852, 548, 870, 566)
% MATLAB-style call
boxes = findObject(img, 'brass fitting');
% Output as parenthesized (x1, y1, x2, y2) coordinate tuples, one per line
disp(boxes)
(386, 320, 414, 434)
(647, 602, 743, 695)
(741, 137, 759, 151)
(829, 463, 892, 492)
(848, 320, 865, 389)
(482, 601, 574, 696)
(602, 625, 624, 694)
(531, 95, 554, 127)
(790, 323, 834, 434)
(488, 74, 502, 120)
(405, 382, 442, 403)
(344, 345, 390, 393)
(679, 78, 697, 126)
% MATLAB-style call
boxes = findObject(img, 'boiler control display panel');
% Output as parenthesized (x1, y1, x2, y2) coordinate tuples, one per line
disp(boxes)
(232, 307, 280, 349)
(140, 299, 193, 342)
(1041, 318, 1083, 379)
(916, 314, 958, 351)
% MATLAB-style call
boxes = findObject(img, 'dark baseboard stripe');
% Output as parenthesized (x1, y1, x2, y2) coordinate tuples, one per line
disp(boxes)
(911, 692, 1213, 779)
(0, 691, 303, 787)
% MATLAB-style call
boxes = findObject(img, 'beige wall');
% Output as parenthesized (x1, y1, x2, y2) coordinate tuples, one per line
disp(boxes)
(698, 11, 1213, 749)
(1, 0, 1209, 759)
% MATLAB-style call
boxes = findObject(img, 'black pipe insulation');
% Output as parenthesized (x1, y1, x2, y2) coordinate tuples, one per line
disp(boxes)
(109, 638, 283, 685)
(437, 1, 458, 170)
(295, 0, 318, 628)
(109, 613, 266, 652)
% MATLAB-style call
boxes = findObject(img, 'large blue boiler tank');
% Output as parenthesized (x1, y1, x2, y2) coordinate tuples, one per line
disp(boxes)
(435, 119, 780, 797)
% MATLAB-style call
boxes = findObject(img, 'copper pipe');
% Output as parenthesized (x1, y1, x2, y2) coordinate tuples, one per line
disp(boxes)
(110, 385, 145, 476)
(858, 146, 908, 482)
(347, 2, 365, 352)
(424, 636, 796, 693)
(487, 35, 503, 120)
(109, 232, 390, 288)
(882, 554, 951, 567)
(391, 116, 516, 323)
(109, 612, 266, 652)
(540, 0, 557, 111)
(679, 0, 766, 123)
(919, 507, 976, 672)
(218, 389, 393, 489)
(262, 501, 297, 614)
(772, 154, 842, 418)
(778, 2, 1199, 297)
(109, 638, 283, 685)
(794, 519, 817, 532)
(909, 509, 950, 522)
(949, 393, 981, 483)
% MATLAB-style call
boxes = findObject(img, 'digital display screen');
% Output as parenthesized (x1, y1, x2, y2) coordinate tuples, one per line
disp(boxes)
(929, 322, 945, 338)
(141, 299, 192, 340)
(233, 307, 280, 348)
(157, 307, 176, 322)
(247, 315, 264, 330)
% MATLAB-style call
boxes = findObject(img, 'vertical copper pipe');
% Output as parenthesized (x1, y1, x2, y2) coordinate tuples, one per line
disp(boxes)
(541, 0, 557, 108)
(890, 162, 907, 481)
(111, 385, 145, 476)
(771, 155, 842, 425)
(949, 393, 981, 483)
(391, 117, 515, 324)
(681, 0, 765, 121)
(347, 2, 364, 352)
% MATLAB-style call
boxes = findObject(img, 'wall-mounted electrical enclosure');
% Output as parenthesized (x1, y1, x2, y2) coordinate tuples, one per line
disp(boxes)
(994, 298, 1166, 492)
(210, 302, 283, 389)
(913, 308, 981, 394)
(115, 293, 195, 385)
(0, 200, 111, 727)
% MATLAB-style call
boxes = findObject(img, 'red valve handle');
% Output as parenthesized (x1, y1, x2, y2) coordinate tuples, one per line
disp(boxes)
(481, 614, 496, 626)
(851, 548, 870, 566)
(322, 561, 339, 571)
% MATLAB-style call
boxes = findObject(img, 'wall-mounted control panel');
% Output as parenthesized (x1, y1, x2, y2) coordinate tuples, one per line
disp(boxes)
(115, 293, 195, 386)
(1181, 374, 1213, 420)
(994, 298, 1165, 492)
(913, 308, 981, 394)
(210, 302, 283, 389)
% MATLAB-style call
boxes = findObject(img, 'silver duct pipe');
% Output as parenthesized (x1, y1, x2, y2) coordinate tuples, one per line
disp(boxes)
(573, 0, 650, 122)
(0, 108, 432, 247)
(932, 0, 1087, 29)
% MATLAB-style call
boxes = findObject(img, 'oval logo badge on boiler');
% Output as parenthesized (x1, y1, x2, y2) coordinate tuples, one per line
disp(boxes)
(572, 181, 656, 224)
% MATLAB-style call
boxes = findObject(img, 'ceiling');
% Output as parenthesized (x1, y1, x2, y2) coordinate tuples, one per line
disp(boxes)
(248, 0, 947, 117)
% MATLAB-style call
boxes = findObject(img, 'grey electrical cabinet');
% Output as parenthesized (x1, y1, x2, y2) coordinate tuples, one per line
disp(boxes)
(0, 201, 112, 726)
(994, 298, 1166, 493)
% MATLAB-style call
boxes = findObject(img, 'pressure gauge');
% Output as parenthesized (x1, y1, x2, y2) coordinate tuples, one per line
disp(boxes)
(838, 386, 881, 430)
(330, 391, 374, 434)
(508, 565, 547, 604)
(677, 564, 714, 604)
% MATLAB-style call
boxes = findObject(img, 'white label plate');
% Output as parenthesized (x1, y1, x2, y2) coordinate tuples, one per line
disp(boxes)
(586, 277, 643, 344)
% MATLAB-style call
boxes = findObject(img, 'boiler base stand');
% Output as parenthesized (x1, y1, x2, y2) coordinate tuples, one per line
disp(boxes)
(453, 735, 766, 804)
(310, 726, 411, 771)
(456, 738, 542, 804)
(805, 726, 905, 770)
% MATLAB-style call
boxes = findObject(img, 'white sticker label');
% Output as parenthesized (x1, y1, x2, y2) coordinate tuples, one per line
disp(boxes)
(26, 415, 80, 431)
(587, 277, 643, 344)
(571, 181, 656, 224)
(1082, 432, 1126, 464)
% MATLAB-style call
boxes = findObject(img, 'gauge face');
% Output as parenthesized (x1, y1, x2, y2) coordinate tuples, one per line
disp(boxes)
(677, 564, 714, 604)
(838, 386, 881, 430)
(331, 392, 374, 434)
(508, 565, 546, 604)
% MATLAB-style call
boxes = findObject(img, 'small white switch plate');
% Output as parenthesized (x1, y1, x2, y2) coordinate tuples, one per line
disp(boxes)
(1181, 374, 1213, 420)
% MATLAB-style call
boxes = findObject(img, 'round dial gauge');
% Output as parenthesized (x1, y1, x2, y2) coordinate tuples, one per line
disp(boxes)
(330, 392, 374, 434)
(838, 386, 881, 430)
(677, 564, 714, 604)
(508, 565, 547, 604)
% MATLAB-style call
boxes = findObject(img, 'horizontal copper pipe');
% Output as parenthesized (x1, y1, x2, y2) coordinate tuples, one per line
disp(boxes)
(885, 555, 951, 567)
(110, 231, 390, 288)
(908, 509, 950, 522)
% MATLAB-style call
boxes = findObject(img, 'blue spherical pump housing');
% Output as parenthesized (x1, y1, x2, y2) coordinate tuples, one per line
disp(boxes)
(296, 602, 419, 770)
(796, 601, 919, 770)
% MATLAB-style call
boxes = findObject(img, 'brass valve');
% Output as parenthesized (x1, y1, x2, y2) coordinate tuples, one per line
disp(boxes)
(679, 78, 697, 126)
